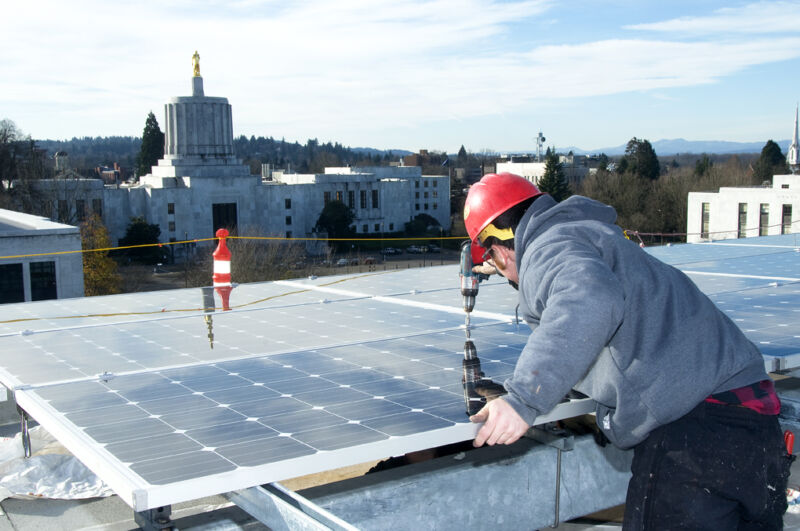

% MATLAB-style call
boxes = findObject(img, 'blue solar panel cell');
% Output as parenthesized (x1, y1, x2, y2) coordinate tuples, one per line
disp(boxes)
(216, 435, 315, 467)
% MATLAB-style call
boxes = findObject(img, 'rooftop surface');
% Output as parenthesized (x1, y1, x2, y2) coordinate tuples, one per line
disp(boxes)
(0, 209, 78, 235)
(0, 234, 799, 528)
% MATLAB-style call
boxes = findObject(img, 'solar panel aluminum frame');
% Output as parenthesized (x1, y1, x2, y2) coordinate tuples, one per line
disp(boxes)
(273, 279, 516, 323)
(14, 385, 593, 511)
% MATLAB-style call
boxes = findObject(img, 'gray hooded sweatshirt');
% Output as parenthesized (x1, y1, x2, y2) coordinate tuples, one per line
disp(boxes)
(503, 194, 768, 449)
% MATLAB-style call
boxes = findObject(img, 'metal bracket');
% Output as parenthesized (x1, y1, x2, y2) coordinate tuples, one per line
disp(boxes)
(526, 425, 576, 528)
(226, 482, 357, 531)
(16, 405, 31, 458)
(134, 505, 173, 531)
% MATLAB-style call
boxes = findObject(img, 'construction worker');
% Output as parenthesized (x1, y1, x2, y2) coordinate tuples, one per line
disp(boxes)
(464, 172, 791, 529)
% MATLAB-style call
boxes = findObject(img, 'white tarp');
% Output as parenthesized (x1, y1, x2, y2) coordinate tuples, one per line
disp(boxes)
(0, 426, 112, 501)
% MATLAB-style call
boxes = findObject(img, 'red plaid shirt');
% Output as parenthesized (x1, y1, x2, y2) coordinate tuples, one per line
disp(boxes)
(705, 379, 780, 415)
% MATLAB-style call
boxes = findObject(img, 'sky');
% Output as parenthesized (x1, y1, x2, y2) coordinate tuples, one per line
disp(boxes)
(2, 0, 799, 154)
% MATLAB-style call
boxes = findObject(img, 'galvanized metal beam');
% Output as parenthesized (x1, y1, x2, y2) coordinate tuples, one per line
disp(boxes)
(225, 482, 358, 531)
(298, 433, 632, 531)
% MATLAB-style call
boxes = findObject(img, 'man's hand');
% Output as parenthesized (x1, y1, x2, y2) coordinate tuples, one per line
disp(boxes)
(472, 262, 497, 276)
(470, 397, 529, 447)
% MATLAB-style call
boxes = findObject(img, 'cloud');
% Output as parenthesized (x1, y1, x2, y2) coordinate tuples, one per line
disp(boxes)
(624, 1, 800, 34)
(2, 0, 799, 147)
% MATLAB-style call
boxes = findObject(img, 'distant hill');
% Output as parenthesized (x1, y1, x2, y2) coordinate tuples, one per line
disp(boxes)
(567, 139, 792, 156)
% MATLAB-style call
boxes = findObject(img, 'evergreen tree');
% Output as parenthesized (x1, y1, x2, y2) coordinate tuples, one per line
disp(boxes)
(314, 200, 354, 251)
(537, 152, 572, 201)
(694, 154, 713, 177)
(457, 145, 468, 164)
(81, 214, 122, 296)
(117, 216, 165, 264)
(596, 153, 609, 172)
(752, 140, 786, 182)
(136, 112, 164, 178)
(622, 137, 660, 180)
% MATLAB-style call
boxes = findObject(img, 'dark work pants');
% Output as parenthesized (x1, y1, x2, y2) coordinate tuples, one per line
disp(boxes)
(623, 401, 792, 530)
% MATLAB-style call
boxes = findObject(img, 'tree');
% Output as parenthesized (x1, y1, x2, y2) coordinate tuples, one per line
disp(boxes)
(117, 216, 165, 264)
(136, 112, 164, 178)
(81, 214, 122, 296)
(404, 213, 440, 236)
(0, 119, 49, 210)
(621, 137, 660, 180)
(596, 153, 609, 172)
(457, 145, 468, 164)
(315, 200, 354, 251)
(537, 152, 572, 201)
(752, 140, 786, 183)
(694, 154, 713, 177)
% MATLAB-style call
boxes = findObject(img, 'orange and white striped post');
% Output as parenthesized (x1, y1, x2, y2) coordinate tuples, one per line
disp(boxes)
(212, 228, 231, 287)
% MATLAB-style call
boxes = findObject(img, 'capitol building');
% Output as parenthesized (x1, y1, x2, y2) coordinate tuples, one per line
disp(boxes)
(45, 57, 451, 256)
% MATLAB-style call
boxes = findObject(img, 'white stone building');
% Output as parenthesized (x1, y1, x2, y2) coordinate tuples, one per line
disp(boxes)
(0, 209, 84, 303)
(25, 65, 450, 257)
(496, 154, 589, 186)
(686, 174, 799, 242)
(686, 110, 800, 243)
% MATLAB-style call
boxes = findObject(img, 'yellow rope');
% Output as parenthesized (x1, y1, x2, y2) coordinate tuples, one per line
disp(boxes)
(0, 236, 464, 261)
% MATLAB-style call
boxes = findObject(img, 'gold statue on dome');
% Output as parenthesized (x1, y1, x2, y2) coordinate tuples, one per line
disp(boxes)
(192, 50, 201, 77)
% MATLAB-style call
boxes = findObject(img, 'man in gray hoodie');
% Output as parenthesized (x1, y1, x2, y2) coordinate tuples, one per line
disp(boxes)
(463, 172, 790, 529)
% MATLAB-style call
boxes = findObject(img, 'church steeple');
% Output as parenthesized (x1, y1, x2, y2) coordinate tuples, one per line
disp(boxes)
(789, 104, 800, 175)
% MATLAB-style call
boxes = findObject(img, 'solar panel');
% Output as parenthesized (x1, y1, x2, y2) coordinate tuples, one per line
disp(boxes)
(2, 235, 799, 511)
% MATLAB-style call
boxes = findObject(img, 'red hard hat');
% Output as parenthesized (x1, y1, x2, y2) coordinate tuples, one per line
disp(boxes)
(464, 173, 543, 245)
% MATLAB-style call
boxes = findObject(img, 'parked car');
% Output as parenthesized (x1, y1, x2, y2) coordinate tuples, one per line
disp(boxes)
(348, 257, 359, 265)
(363, 256, 377, 264)
(381, 247, 401, 255)
(427, 244, 441, 253)
(406, 245, 422, 254)
(335, 258, 349, 266)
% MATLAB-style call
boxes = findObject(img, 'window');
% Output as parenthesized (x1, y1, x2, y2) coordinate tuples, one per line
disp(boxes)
(348, 191, 355, 209)
(374, 224, 380, 232)
(75, 199, 86, 222)
(286, 231, 292, 238)
(285, 215, 292, 226)
(360, 190, 367, 209)
(759, 204, 769, 236)
(168, 221, 176, 232)
(362, 224, 368, 233)
(212, 203, 237, 234)
(169, 237, 176, 243)
(93, 199, 103, 217)
(415, 192, 419, 199)
(433, 191, 438, 198)
(415, 203, 420, 211)
(58, 200, 68, 222)
(737, 203, 747, 238)
(0, 264, 24, 304)
(701, 203, 710, 239)
(372, 190, 379, 209)
(167, 202, 175, 215)
(433, 203, 438, 210)
(324, 192, 331, 204)
(783, 204, 793, 234)
(415, 181, 419, 188)
(424, 192, 428, 199)
(424, 203, 429, 210)
(389, 223, 394, 231)
(336, 191, 343, 202)
(285, 198, 291, 209)
(30, 261, 57, 301)
(782, 184, 790, 189)
(424, 181, 428, 188)
(433, 181, 438, 188)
